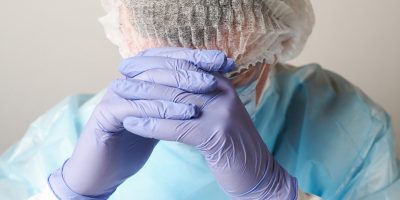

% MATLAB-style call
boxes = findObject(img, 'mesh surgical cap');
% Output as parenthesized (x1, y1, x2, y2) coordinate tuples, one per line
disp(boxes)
(99, 0, 315, 73)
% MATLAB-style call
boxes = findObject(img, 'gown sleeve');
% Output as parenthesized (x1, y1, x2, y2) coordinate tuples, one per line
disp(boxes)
(0, 94, 93, 200)
(340, 110, 400, 199)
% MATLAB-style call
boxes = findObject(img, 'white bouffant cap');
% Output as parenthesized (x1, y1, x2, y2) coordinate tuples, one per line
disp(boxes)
(100, 0, 315, 73)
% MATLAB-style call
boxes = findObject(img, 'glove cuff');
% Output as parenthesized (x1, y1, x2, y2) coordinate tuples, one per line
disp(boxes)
(48, 159, 113, 200)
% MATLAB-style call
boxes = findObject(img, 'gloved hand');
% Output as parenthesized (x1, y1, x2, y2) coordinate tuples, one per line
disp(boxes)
(48, 49, 232, 199)
(113, 48, 298, 199)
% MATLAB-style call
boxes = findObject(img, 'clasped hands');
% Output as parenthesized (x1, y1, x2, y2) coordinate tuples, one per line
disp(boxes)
(52, 47, 297, 200)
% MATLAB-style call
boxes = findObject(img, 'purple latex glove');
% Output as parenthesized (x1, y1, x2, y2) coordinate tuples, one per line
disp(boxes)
(48, 49, 232, 199)
(113, 48, 298, 199)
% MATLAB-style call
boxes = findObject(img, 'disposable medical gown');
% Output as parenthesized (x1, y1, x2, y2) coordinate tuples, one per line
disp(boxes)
(1, 63, 399, 200)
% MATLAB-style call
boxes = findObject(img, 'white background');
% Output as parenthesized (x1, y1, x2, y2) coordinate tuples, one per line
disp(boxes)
(0, 0, 399, 155)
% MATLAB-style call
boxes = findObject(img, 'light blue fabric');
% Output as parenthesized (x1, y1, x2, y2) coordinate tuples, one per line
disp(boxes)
(236, 75, 258, 117)
(0, 63, 399, 199)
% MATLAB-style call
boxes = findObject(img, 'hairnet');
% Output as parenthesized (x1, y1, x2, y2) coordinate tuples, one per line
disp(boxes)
(99, 0, 315, 74)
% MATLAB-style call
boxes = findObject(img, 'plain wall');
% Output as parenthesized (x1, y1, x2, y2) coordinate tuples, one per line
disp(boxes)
(0, 0, 399, 155)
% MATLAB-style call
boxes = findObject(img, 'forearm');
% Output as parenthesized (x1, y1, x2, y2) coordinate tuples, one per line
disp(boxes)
(201, 129, 297, 200)
(48, 127, 157, 199)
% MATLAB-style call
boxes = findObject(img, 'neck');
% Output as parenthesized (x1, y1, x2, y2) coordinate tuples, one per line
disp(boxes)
(231, 63, 270, 104)
(256, 63, 270, 104)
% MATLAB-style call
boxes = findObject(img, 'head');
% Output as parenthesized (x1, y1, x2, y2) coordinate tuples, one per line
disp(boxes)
(99, 0, 314, 85)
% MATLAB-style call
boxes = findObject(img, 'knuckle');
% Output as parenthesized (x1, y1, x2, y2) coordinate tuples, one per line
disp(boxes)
(95, 101, 110, 114)
(166, 88, 186, 103)
(93, 103, 123, 133)
(135, 70, 156, 83)
(128, 100, 147, 116)
(177, 70, 191, 85)
(133, 80, 146, 90)
(128, 100, 138, 110)
(155, 102, 168, 118)
(175, 58, 201, 72)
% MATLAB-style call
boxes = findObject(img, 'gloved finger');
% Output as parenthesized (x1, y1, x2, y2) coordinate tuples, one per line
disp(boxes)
(112, 79, 188, 102)
(123, 117, 183, 142)
(112, 79, 209, 106)
(126, 100, 199, 120)
(119, 56, 203, 77)
(137, 48, 235, 73)
(132, 69, 217, 93)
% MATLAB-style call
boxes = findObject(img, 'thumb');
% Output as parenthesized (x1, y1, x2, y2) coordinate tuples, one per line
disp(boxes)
(139, 48, 235, 73)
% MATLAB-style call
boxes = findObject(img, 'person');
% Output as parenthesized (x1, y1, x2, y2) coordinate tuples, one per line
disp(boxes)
(0, 0, 399, 199)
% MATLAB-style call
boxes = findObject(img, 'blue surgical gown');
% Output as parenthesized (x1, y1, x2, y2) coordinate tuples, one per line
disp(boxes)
(1, 63, 399, 199)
